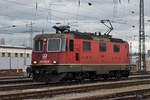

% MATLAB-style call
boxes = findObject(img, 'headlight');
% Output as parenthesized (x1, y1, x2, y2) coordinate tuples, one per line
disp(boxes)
(53, 61, 57, 64)
(33, 61, 37, 64)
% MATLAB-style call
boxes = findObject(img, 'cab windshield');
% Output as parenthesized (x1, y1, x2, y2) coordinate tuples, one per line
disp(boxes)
(48, 38, 67, 52)
(33, 39, 43, 51)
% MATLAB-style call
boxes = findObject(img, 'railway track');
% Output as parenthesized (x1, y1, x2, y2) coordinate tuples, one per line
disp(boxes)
(64, 90, 150, 100)
(0, 72, 148, 85)
(0, 77, 32, 85)
(1, 76, 150, 100)
(0, 76, 24, 80)
(0, 74, 150, 92)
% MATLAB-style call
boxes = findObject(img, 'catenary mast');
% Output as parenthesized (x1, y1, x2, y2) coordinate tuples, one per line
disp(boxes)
(138, 0, 146, 72)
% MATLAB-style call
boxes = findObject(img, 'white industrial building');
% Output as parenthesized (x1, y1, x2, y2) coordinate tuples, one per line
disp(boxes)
(0, 45, 32, 71)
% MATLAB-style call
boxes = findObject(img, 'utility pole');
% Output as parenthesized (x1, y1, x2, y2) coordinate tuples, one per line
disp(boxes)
(24, 39, 27, 66)
(138, 0, 146, 72)
(130, 42, 132, 64)
(48, 2, 63, 23)
(29, 22, 33, 48)
(48, 3, 52, 23)
(48, 3, 58, 23)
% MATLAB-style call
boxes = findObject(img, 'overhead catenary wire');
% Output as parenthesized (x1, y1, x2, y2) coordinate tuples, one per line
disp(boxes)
(1, 0, 111, 22)
(3, 0, 132, 21)
(34, 0, 38, 21)
(113, 0, 119, 18)
(5, 2, 97, 19)
(78, 0, 80, 6)
(1, 0, 134, 32)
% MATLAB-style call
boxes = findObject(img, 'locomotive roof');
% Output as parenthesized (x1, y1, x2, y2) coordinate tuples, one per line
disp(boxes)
(34, 33, 126, 43)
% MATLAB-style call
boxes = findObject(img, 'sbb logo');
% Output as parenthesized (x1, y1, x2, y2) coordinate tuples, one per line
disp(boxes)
(42, 54, 47, 59)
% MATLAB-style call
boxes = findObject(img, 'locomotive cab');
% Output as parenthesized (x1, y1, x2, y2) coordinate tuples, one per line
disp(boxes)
(31, 36, 70, 82)
(32, 37, 67, 65)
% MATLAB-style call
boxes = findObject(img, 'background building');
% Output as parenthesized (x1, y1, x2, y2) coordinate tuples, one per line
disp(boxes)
(0, 38, 5, 45)
(0, 45, 32, 72)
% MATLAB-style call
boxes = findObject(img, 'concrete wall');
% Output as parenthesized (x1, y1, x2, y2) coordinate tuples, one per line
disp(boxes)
(146, 58, 150, 71)
(0, 46, 32, 71)
(0, 57, 31, 70)
(133, 57, 150, 72)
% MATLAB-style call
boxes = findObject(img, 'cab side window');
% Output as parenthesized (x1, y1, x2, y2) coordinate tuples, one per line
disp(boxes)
(69, 40, 74, 51)
(114, 44, 120, 52)
(99, 43, 106, 52)
(83, 41, 91, 51)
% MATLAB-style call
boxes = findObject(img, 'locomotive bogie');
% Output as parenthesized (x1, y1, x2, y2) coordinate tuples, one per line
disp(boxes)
(31, 64, 130, 82)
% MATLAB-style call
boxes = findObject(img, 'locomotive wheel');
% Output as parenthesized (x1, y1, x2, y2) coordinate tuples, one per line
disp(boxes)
(27, 72, 33, 78)
(63, 73, 74, 81)
(123, 70, 130, 78)
(89, 74, 96, 80)
(116, 72, 121, 80)
(101, 74, 110, 80)
(75, 72, 84, 81)
(32, 73, 39, 82)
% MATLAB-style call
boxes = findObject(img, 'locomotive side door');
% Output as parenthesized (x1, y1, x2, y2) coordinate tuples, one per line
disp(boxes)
(68, 39, 80, 64)
(74, 39, 80, 63)
(68, 39, 75, 63)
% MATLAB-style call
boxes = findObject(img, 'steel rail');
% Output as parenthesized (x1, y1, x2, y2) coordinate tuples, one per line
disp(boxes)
(1, 78, 150, 100)
(0, 74, 150, 91)
(69, 90, 150, 100)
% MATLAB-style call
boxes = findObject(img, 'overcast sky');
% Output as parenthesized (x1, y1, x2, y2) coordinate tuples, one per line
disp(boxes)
(0, 0, 150, 52)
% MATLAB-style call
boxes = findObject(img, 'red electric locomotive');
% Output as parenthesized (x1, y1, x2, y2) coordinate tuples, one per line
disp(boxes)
(31, 25, 130, 82)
